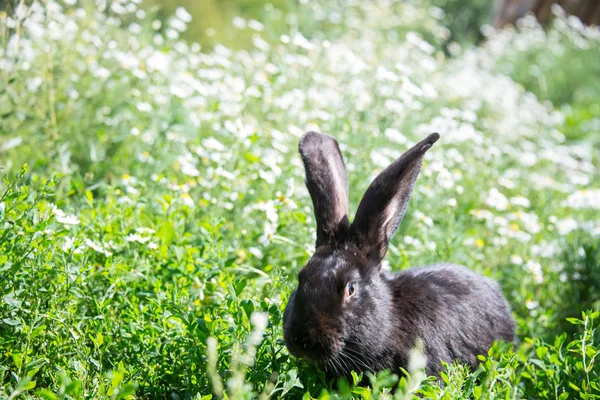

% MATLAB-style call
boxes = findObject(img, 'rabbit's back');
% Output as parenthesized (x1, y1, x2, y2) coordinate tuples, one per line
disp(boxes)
(386, 263, 515, 375)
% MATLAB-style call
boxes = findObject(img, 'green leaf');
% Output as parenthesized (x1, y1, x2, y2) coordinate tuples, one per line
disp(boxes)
(281, 369, 303, 397)
(566, 317, 582, 325)
(36, 389, 58, 400)
(3, 318, 21, 327)
(18, 377, 36, 391)
(234, 279, 247, 296)
(157, 221, 175, 246)
(19, 163, 29, 177)
(241, 299, 254, 320)
(352, 386, 371, 399)
(536, 346, 548, 359)
(11, 352, 23, 369)
(569, 382, 581, 392)
(115, 382, 138, 399)
(197, 318, 210, 341)
(85, 190, 93, 205)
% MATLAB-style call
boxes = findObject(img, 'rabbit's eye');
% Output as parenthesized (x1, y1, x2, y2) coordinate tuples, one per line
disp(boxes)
(345, 282, 356, 298)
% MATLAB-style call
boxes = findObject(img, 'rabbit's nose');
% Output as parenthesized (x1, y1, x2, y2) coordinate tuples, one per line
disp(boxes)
(285, 335, 307, 358)
(298, 335, 313, 350)
(287, 333, 324, 359)
(300, 334, 330, 358)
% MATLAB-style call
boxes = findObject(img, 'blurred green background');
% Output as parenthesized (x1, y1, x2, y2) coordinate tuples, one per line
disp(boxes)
(144, 0, 599, 141)
(144, 0, 493, 50)
(143, 0, 291, 49)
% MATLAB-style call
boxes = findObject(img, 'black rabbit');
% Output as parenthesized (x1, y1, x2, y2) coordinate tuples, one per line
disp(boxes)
(283, 132, 515, 378)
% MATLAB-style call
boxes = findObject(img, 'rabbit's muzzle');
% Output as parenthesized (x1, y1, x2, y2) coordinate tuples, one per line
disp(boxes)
(285, 324, 343, 361)
(283, 290, 344, 362)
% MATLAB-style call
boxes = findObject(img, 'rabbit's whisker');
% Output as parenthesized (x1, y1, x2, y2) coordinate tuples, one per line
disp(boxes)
(344, 352, 369, 372)
(333, 354, 344, 377)
(341, 344, 374, 372)
(341, 348, 372, 372)
(338, 353, 352, 374)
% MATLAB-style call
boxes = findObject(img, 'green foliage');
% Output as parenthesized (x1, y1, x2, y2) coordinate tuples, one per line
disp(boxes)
(143, 0, 291, 50)
(429, 0, 492, 47)
(486, 11, 600, 143)
(0, 0, 599, 398)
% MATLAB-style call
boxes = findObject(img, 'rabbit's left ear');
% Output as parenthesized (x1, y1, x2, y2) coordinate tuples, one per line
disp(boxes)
(352, 133, 439, 263)
(299, 131, 349, 247)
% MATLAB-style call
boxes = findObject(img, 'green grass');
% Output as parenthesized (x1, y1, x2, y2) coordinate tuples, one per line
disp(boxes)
(1, 1, 599, 398)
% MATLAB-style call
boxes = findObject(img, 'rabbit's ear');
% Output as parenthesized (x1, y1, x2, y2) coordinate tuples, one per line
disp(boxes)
(299, 131, 350, 247)
(352, 133, 439, 263)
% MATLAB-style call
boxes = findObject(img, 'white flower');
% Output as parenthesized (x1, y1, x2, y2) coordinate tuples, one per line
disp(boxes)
(436, 169, 454, 190)
(136, 102, 152, 112)
(485, 188, 509, 211)
(253, 35, 270, 51)
(384, 128, 407, 144)
(52, 206, 80, 225)
(531, 241, 560, 258)
(510, 255, 523, 265)
(179, 156, 200, 177)
(170, 18, 187, 32)
(127, 234, 151, 243)
(1, 137, 22, 152)
(93, 67, 110, 79)
(175, 7, 193, 23)
(232, 17, 246, 29)
(518, 152, 538, 167)
(202, 137, 226, 151)
(56, 214, 81, 225)
(525, 259, 544, 284)
(406, 31, 435, 54)
(265, 203, 278, 223)
(62, 236, 76, 252)
(248, 20, 264, 31)
(510, 196, 531, 208)
(564, 189, 600, 209)
(509, 211, 540, 234)
(525, 299, 539, 310)
(85, 239, 113, 257)
(470, 209, 494, 222)
(259, 222, 276, 246)
(415, 210, 433, 227)
(147, 51, 170, 74)
(26, 77, 43, 92)
(557, 217, 578, 235)
(248, 247, 264, 259)
(404, 236, 423, 249)
(259, 169, 276, 184)
(181, 193, 195, 207)
(293, 32, 313, 50)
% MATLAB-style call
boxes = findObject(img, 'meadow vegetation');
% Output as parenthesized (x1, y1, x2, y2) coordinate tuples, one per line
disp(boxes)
(0, 0, 599, 398)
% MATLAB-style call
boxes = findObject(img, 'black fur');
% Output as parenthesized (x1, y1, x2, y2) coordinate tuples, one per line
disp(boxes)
(299, 132, 349, 246)
(283, 132, 515, 378)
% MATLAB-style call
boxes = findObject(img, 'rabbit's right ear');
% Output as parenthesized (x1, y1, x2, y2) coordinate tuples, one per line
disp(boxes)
(299, 131, 349, 247)
(352, 133, 439, 264)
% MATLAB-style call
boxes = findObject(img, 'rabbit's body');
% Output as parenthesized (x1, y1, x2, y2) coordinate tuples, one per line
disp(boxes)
(283, 132, 515, 378)
(383, 264, 515, 376)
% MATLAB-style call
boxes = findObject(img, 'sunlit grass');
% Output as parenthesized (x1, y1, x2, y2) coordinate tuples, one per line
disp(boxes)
(0, 1, 599, 398)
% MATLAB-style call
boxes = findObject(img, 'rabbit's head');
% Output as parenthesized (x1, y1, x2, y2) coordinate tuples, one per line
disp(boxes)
(282, 131, 439, 372)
